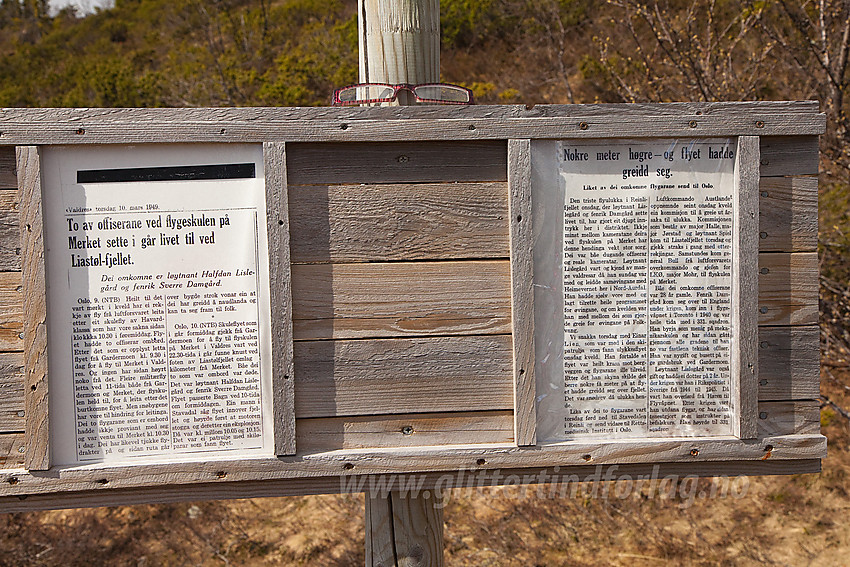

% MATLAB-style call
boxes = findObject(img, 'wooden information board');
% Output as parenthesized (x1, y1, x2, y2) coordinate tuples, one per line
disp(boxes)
(0, 102, 825, 512)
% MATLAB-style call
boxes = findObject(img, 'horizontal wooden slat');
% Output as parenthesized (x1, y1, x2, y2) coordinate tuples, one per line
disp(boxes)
(0, 107, 824, 145)
(758, 400, 820, 437)
(0, 352, 23, 432)
(0, 190, 19, 271)
(758, 252, 818, 326)
(759, 177, 817, 252)
(292, 261, 511, 340)
(286, 141, 508, 185)
(293, 335, 514, 418)
(0, 432, 24, 468)
(758, 326, 819, 401)
(296, 411, 514, 452)
(289, 182, 509, 263)
(0, 272, 22, 351)
(0, 458, 823, 514)
(759, 136, 819, 177)
(0, 148, 15, 189)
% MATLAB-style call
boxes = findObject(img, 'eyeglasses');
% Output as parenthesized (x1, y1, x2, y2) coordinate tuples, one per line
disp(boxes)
(332, 83, 474, 106)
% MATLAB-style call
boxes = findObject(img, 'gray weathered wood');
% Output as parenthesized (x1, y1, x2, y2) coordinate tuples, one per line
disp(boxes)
(16, 147, 49, 471)
(289, 182, 509, 263)
(0, 148, 15, 189)
(0, 101, 820, 125)
(759, 136, 819, 177)
(508, 139, 535, 447)
(264, 142, 297, 456)
(0, 104, 825, 145)
(758, 252, 818, 326)
(0, 271, 23, 351)
(758, 177, 818, 252)
(0, 457, 822, 514)
(757, 325, 819, 401)
(0, 353, 24, 432)
(0, 432, 24, 468)
(291, 261, 511, 340)
(286, 141, 508, 185)
(733, 136, 760, 439)
(0, 419, 824, 499)
(366, 492, 398, 567)
(0, 190, 21, 271)
(293, 335, 514, 418)
(386, 490, 444, 567)
(296, 411, 514, 452)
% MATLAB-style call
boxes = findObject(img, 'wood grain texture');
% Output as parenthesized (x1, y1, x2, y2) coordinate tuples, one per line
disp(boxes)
(286, 141, 508, 185)
(0, 189, 21, 271)
(758, 326, 819, 401)
(296, 411, 514, 452)
(366, 492, 397, 567)
(0, 421, 824, 502)
(0, 353, 24, 432)
(0, 432, 24, 468)
(0, 271, 23, 351)
(758, 176, 817, 252)
(0, 104, 824, 144)
(288, 182, 509, 263)
(733, 136, 760, 439)
(508, 139, 535, 447)
(0, 148, 16, 189)
(293, 335, 514, 418)
(0, 458, 822, 514)
(264, 142, 296, 456)
(16, 147, 49, 471)
(291, 261, 512, 340)
(759, 136, 819, 177)
(758, 252, 818, 326)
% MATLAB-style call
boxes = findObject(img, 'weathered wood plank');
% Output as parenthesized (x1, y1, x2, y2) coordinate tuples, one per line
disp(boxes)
(758, 326, 819, 400)
(365, 493, 397, 567)
(289, 182, 509, 263)
(0, 101, 820, 125)
(758, 400, 820, 437)
(264, 142, 296, 456)
(733, 136, 760, 439)
(286, 141, 508, 185)
(758, 252, 818, 326)
(387, 490, 444, 567)
(759, 136, 819, 177)
(0, 458, 822, 514)
(0, 353, 24, 432)
(0, 104, 824, 145)
(293, 335, 514, 418)
(16, 147, 49, 470)
(758, 176, 817, 252)
(0, 271, 22, 351)
(291, 261, 512, 340)
(296, 411, 514, 452)
(0, 189, 20, 271)
(0, 148, 16, 189)
(0, 433, 24, 468)
(508, 139, 536, 447)
(0, 420, 824, 500)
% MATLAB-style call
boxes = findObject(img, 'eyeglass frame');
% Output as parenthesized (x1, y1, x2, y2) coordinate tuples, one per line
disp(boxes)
(332, 82, 475, 106)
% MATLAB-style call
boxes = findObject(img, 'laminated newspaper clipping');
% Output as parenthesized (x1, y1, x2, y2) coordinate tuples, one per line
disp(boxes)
(535, 139, 738, 442)
(41, 145, 274, 465)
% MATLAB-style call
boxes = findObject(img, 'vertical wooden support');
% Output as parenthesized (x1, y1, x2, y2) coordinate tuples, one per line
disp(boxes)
(366, 492, 444, 567)
(359, 0, 439, 103)
(733, 136, 760, 439)
(17, 146, 50, 470)
(264, 142, 296, 455)
(508, 139, 536, 446)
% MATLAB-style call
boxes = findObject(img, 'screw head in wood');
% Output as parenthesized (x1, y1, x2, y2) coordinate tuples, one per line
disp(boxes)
(401, 426, 414, 436)
(688, 120, 698, 128)
(578, 122, 589, 130)
(755, 120, 765, 128)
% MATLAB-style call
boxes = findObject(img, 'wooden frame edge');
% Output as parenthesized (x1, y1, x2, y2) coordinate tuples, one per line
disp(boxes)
(264, 142, 297, 455)
(16, 146, 50, 470)
(734, 136, 760, 439)
(508, 139, 536, 446)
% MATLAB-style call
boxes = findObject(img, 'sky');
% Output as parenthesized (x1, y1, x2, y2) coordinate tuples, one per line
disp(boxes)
(49, 0, 114, 15)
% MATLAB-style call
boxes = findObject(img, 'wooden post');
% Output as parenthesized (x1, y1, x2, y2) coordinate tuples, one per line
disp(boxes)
(358, 1, 445, 565)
